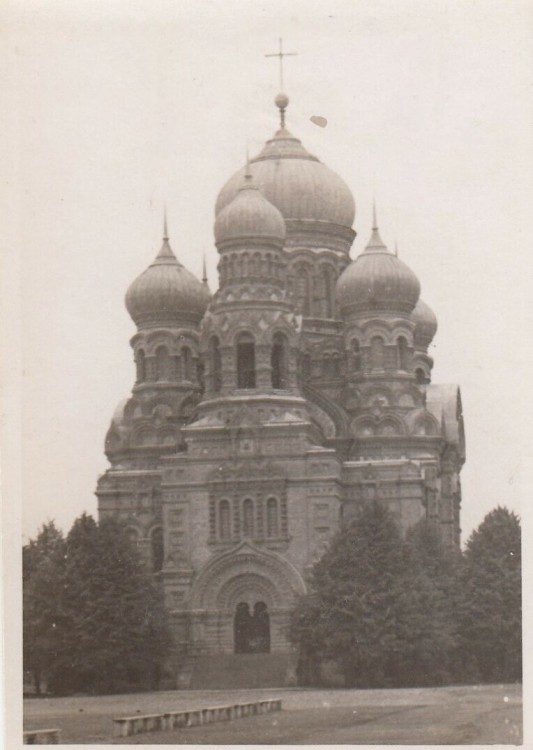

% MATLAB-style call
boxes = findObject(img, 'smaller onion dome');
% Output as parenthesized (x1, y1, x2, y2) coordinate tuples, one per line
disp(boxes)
(412, 298, 438, 348)
(336, 208, 420, 317)
(214, 170, 286, 247)
(125, 223, 210, 328)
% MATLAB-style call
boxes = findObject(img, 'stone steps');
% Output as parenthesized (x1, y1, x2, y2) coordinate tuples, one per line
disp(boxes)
(189, 652, 292, 689)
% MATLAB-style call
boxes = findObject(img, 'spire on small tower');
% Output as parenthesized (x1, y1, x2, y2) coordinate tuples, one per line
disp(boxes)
(155, 206, 177, 262)
(163, 205, 169, 241)
(365, 200, 388, 252)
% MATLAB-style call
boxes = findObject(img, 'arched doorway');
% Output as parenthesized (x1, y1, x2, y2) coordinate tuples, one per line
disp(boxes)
(234, 602, 252, 653)
(233, 600, 270, 653)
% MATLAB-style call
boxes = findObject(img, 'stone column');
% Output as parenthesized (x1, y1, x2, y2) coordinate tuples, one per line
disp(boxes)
(255, 344, 271, 390)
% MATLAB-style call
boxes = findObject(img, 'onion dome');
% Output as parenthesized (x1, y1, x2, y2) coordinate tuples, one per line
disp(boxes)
(214, 170, 286, 247)
(125, 221, 210, 328)
(412, 298, 438, 348)
(336, 208, 420, 318)
(215, 95, 355, 252)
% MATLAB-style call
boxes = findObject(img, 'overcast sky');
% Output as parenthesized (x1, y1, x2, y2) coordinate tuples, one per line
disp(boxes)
(4, 0, 531, 545)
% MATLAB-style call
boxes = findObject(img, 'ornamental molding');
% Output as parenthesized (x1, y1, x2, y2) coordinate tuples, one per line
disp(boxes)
(189, 539, 306, 610)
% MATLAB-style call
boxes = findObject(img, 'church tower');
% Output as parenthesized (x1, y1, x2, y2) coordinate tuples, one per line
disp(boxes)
(96, 221, 210, 571)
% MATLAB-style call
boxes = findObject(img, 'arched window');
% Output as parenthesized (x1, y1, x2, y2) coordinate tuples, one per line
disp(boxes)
(219, 500, 231, 540)
(322, 266, 336, 318)
(415, 367, 427, 385)
(266, 498, 279, 538)
(370, 336, 385, 369)
(295, 264, 311, 316)
(210, 336, 222, 393)
(196, 359, 205, 392)
(181, 346, 192, 381)
(397, 336, 409, 370)
(242, 499, 254, 537)
(151, 526, 164, 572)
(155, 346, 170, 381)
(236, 332, 256, 389)
(271, 332, 289, 389)
(351, 339, 361, 372)
(136, 349, 146, 383)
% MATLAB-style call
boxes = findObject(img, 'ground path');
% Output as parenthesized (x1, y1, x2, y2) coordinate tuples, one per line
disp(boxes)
(24, 683, 522, 745)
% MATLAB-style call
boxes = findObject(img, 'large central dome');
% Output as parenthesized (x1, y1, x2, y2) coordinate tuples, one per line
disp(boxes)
(215, 95, 356, 254)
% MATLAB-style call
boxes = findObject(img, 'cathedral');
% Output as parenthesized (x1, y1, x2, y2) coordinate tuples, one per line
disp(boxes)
(96, 90, 465, 684)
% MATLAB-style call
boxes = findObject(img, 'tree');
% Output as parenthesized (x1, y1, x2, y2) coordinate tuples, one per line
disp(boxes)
(457, 507, 521, 683)
(23, 522, 66, 694)
(404, 519, 461, 685)
(23, 513, 172, 695)
(291, 503, 457, 687)
(46, 513, 172, 695)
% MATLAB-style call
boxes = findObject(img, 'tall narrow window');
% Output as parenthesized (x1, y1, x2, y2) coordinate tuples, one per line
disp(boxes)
(397, 337, 409, 370)
(295, 264, 312, 316)
(271, 332, 289, 389)
(136, 349, 146, 383)
(322, 266, 335, 318)
(219, 500, 231, 540)
(416, 367, 426, 385)
(151, 526, 164, 572)
(210, 336, 222, 393)
(243, 499, 254, 537)
(155, 346, 170, 381)
(236, 333, 256, 389)
(266, 498, 279, 537)
(370, 336, 385, 369)
(182, 347, 192, 381)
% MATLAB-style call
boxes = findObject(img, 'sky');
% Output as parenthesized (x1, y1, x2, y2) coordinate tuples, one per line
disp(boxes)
(3, 0, 532, 545)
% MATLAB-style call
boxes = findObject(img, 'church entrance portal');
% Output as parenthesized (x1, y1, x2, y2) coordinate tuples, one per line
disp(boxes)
(234, 601, 270, 653)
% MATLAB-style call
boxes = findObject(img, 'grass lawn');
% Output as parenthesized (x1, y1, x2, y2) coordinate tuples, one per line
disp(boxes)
(23, 683, 522, 745)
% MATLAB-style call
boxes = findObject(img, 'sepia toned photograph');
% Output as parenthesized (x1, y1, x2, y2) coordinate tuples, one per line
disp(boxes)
(3, 0, 529, 746)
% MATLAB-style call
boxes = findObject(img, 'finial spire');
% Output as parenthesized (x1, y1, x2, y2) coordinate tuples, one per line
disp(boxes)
(365, 199, 388, 252)
(163, 205, 169, 241)
(202, 254, 208, 285)
(155, 203, 177, 262)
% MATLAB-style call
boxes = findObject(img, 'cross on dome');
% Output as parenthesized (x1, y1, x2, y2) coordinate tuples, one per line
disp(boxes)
(265, 38, 297, 92)
(265, 39, 297, 128)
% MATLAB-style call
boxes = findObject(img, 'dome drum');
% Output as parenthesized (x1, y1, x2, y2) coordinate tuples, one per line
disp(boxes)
(283, 219, 356, 254)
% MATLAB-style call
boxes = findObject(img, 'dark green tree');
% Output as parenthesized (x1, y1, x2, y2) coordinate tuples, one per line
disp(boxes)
(404, 519, 461, 685)
(457, 507, 521, 683)
(23, 522, 66, 694)
(291, 502, 457, 687)
(45, 513, 171, 695)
